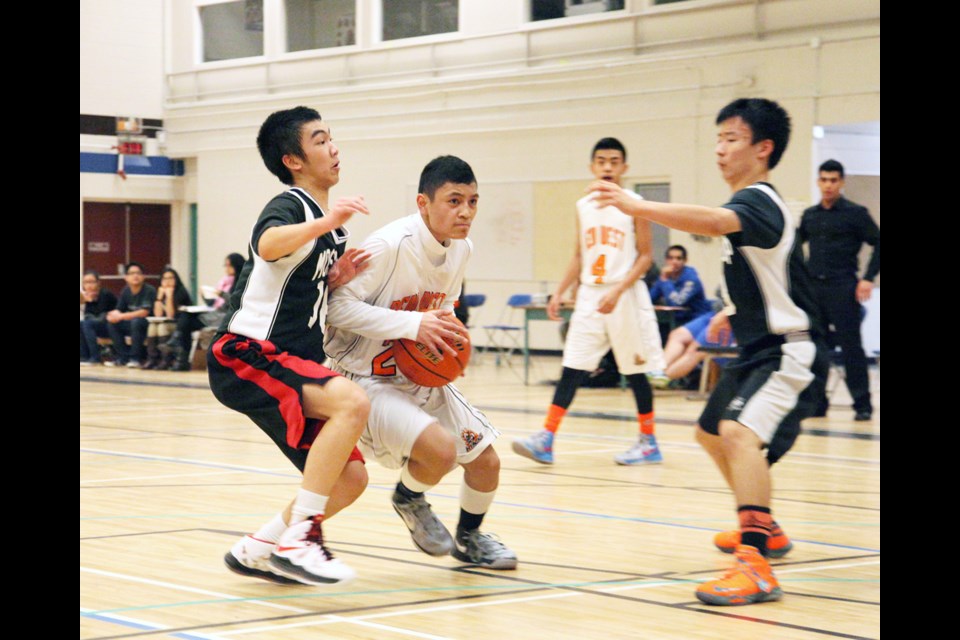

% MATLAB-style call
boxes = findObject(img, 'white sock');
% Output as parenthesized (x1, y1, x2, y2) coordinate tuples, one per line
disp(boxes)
(290, 488, 329, 524)
(460, 482, 496, 516)
(251, 513, 288, 544)
(399, 464, 434, 494)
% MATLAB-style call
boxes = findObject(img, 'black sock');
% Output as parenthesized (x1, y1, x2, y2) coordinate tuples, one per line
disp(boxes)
(457, 509, 485, 537)
(738, 505, 772, 556)
(395, 481, 423, 501)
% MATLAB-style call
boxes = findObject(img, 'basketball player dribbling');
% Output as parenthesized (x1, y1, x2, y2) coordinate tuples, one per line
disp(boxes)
(324, 156, 517, 570)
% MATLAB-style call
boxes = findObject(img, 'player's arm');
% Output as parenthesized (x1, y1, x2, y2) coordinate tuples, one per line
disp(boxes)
(547, 219, 583, 321)
(596, 217, 652, 314)
(327, 239, 462, 357)
(589, 181, 741, 236)
(258, 196, 369, 262)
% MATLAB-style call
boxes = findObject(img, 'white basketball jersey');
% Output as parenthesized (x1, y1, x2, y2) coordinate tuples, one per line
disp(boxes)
(577, 190, 641, 287)
(324, 213, 470, 378)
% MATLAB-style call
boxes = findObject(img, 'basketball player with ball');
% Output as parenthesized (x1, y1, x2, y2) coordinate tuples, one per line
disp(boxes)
(325, 155, 517, 569)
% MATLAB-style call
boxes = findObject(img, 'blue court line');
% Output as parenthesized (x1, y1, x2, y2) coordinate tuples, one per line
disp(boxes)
(80, 609, 221, 639)
(79, 448, 880, 554)
(84, 575, 879, 616)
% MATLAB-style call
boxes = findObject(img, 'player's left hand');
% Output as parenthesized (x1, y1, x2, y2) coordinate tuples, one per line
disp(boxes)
(329, 248, 372, 290)
(855, 279, 873, 303)
(596, 289, 621, 314)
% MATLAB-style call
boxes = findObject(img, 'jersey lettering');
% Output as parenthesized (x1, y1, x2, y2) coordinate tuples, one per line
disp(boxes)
(371, 342, 396, 376)
(584, 226, 625, 250)
(388, 291, 448, 312)
(308, 248, 338, 329)
(591, 254, 607, 284)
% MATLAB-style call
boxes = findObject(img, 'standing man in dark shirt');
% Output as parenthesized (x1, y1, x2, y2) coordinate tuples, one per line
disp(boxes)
(105, 262, 156, 367)
(590, 98, 827, 606)
(799, 159, 879, 421)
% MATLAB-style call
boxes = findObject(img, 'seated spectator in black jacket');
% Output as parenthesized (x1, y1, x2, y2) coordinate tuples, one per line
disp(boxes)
(106, 262, 157, 367)
(80, 270, 118, 365)
(145, 268, 193, 370)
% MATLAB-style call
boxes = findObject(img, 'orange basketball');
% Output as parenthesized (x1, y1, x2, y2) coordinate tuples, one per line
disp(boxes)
(392, 320, 471, 387)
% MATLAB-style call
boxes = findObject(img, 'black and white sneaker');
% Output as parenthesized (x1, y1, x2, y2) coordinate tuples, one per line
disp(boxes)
(453, 530, 517, 570)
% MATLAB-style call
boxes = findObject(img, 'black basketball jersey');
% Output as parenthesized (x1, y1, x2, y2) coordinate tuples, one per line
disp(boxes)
(222, 187, 349, 359)
(720, 183, 821, 349)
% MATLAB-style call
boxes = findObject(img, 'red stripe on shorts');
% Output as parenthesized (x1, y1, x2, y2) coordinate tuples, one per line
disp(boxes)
(212, 334, 307, 449)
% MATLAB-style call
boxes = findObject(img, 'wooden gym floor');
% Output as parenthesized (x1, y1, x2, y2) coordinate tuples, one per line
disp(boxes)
(80, 355, 880, 640)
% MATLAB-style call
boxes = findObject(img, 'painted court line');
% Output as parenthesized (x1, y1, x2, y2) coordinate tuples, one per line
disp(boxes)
(81, 607, 226, 640)
(79, 446, 879, 553)
(218, 557, 880, 636)
(80, 567, 309, 614)
(81, 470, 243, 485)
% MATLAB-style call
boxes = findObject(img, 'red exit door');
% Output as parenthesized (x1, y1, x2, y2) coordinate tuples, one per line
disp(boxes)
(82, 202, 171, 295)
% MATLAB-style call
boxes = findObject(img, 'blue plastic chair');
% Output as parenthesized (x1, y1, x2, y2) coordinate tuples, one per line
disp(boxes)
(482, 294, 532, 371)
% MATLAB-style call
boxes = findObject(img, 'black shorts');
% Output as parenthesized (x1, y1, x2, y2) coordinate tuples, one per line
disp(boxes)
(698, 336, 828, 464)
(207, 333, 364, 471)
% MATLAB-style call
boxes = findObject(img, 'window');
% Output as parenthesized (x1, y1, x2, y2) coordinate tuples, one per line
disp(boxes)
(382, 0, 458, 42)
(286, 0, 356, 52)
(200, 0, 264, 62)
(531, 0, 624, 22)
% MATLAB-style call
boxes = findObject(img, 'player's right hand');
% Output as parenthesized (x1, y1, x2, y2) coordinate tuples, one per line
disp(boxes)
(416, 309, 467, 359)
(327, 196, 370, 227)
(546, 295, 563, 321)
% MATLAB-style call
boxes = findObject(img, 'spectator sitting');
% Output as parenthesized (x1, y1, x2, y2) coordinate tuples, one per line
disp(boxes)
(171, 253, 247, 372)
(106, 262, 157, 368)
(649, 245, 714, 327)
(647, 312, 736, 389)
(204, 252, 245, 311)
(80, 270, 118, 365)
(145, 268, 193, 370)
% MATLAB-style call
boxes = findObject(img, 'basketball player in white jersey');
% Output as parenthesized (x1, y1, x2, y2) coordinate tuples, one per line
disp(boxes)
(325, 156, 517, 570)
(513, 138, 665, 466)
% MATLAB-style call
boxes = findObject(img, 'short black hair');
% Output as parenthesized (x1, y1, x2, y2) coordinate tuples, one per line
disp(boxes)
(666, 245, 688, 260)
(418, 156, 477, 200)
(257, 106, 322, 185)
(592, 137, 627, 162)
(125, 261, 145, 274)
(818, 159, 845, 178)
(715, 98, 791, 169)
(83, 269, 101, 280)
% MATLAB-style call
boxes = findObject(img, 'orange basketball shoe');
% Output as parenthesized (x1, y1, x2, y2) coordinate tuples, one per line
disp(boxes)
(713, 528, 793, 558)
(696, 545, 783, 606)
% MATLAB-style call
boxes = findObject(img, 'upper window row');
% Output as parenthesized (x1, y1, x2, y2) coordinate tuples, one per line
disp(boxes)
(200, 0, 688, 63)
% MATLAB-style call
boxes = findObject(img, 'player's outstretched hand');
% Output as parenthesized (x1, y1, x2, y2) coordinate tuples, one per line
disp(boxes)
(328, 248, 372, 290)
(587, 181, 638, 215)
(328, 196, 370, 228)
(417, 309, 468, 360)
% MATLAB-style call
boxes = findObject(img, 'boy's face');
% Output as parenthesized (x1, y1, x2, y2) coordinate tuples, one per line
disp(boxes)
(590, 149, 628, 183)
(665, 250, 686, 275)
(82, 274, 100, 294)
(125, 265, 144, 287)
(715, 116, 770, 185)
(288, 119, 340, 188)
(817, 171, 844, 203)
(418, 182, 479, 243)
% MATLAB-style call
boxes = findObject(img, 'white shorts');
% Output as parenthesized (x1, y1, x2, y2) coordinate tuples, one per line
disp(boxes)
(562, 281, 665, 375)
(334, 370, 500, 470)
